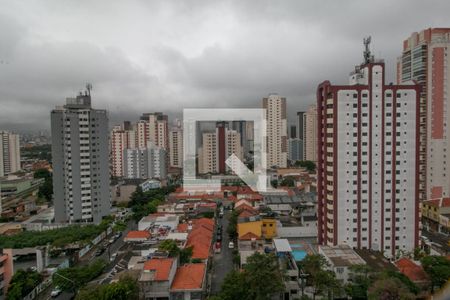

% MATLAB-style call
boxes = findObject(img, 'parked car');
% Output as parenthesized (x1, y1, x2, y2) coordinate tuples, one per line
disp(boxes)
(215, 242, 221, 253)
(216, 235, 222, 242)
(228, 241, 234, 249)
(95, 248, 105, 256)
(51, 287, 62, 297)
(110, 252, 118, 262)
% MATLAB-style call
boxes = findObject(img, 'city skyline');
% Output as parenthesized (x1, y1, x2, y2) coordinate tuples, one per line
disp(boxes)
(1, 1, 450, 131)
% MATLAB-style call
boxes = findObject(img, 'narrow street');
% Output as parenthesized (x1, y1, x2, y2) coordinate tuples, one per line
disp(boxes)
(210, 207, 234, 295)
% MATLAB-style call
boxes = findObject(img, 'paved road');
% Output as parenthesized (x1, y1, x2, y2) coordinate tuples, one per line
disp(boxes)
(210, 207, 234, 294)
(37, 220, 136, 299)
(422, 229, 450, 254)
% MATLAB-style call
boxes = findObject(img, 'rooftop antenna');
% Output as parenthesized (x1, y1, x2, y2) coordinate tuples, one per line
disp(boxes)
(86, 83, 92, 96)
(363, 36, 371, 64)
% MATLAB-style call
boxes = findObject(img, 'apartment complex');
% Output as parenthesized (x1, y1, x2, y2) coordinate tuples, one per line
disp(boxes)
(296, 106, 317, 162)
(397, 28, 450, 200)
(198, 124, 243, 174)
(110, 122, 134, 178)
(317, 47, 420, 256)
(304, 105, 317, 162)
(0, 131, 20, 177)
(169, 126, 183, 169)
(263, 94, 287, 168)
(124, 143, 167, 180)
(51, 90, 110, 224)
(288, 138, 303, 162)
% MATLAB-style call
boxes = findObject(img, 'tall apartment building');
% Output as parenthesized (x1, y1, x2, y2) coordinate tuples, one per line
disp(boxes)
(198, 125, 243, 174)
(317, 43, 420, 257)
(169, 126, 183, 169)
(51, 89, 110, 224)
(397, 28, 450, 200)
(140, 113, 169, 150)
(304, 105, 318, 162)
(110, 122, 134, 178)
(262, 94, 287, 168)
(288, 138, 303, 162)
(0, 131, 20, 177)
(124, 143, 167, 180)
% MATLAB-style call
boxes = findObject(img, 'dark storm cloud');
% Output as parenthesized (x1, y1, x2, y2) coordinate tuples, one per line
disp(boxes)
(0, 0, 449, 131)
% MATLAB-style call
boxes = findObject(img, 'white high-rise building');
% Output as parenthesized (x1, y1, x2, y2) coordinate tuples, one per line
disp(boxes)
(51, 89, 110, 224)
(317, 43, 420, 257)
(262, 94, 287, 168)
(0, 131, 20, 177)
(123, 143, 167, 180)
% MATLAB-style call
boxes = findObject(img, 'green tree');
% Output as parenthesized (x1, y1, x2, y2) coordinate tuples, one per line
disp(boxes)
(7, 269, 43, 300)
(280, 176, 295, 187)
(227, 211, 238, 240)
(345, 264, 373, 299)
(75, 275, 138, 300)
(270, 179, 278, 188)
(34, 168, 51, 179)
(216, 253, 283, 300)
(421, 255, 450, 291)
(383, 270, 419, 295)
(101, 275, 139, 300)
(113, 220, 127, 232)
(34, 168, 53, 201)
(243, 253, 284, 300)
(368, 277, 414, 300)
(180, 246, 193, 264)
(217, 271, 250, 300)
(159, 239, 180, 257)
(53, 259, 107, 291)
(295, 160, 316, 172)
(297, 254, 340, 300)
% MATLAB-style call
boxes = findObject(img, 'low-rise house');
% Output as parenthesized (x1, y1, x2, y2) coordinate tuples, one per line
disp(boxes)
(185, 219, 214, 261)
(138, 214, 180, 231)
(139, 258, 177, 299)
(273, 239, 301, 299)
(124, 231, 151, 243)
(170, 263, 207, 300)
(395, 258, 429, 287)
(140, 179, 162, 192)
(318, 245, 366, 283)
(238, 216, 277, 240)
(422, 198, 450, 234)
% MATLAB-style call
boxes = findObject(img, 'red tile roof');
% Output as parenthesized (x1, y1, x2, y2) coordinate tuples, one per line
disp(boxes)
(424, 197, 450, 208)
(125, 230, 150, 239)
(185, 218, 214, 259)
(239, 210, 258, 219)
(395, 258, 428, 282)
(177, 223, 188, 233)
(143, 258, 174, 281)
(171, 264, 206, 290)
(239, 232, 261, 240)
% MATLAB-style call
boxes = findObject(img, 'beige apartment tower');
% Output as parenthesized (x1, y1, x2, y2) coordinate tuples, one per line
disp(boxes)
(397, 28, 450, 200)
(262, 94, 287, 168)
(0, 131, 20, 177)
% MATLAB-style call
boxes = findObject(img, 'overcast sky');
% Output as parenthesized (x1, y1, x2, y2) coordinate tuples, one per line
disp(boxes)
(0, 0, 449, 132)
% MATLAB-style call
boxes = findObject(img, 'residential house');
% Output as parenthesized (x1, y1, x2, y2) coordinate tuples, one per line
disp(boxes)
(170, 263, 207, 300)
(318, 245, 366, 283)
(422, 198, 450, 234)
(124, 231, 151, 243)
(139, 258, 177, 299)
